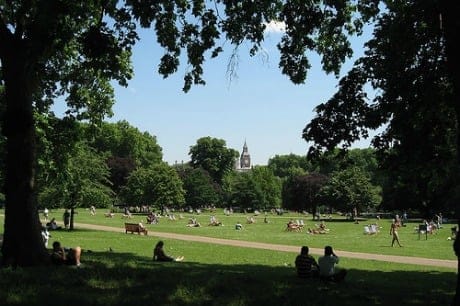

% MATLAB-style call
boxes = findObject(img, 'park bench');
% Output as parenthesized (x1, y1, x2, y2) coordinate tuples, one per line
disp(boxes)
(124, 223, 148, 235)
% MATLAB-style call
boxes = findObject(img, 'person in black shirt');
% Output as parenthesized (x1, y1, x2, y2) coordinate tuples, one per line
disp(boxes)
(153, 241, 184, 262)
(295, 246, 319, 278)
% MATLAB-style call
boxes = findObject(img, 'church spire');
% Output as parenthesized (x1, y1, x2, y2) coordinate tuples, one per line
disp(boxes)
(240, 140, 251, 170)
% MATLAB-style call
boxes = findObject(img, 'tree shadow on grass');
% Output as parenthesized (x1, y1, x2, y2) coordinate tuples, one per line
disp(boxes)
(0, 250, 455, 306)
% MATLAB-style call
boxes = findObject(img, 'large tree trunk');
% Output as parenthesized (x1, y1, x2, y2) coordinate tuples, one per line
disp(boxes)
(1, 41, 50, 266)
(441, 3, 460, 305)
(70, 207, 75, 230)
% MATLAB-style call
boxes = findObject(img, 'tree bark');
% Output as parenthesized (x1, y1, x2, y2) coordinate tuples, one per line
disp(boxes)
(70, 207, 75, 230)
(1, 39, 50, 266)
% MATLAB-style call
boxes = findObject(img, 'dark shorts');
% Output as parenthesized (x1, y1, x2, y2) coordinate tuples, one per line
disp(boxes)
(320, 269, 347, 282)
(298, 270, 319, 278)
(155, 257, 174, 262)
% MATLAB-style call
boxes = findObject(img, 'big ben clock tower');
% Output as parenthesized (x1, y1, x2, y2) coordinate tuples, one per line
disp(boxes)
(240, 140, 251, 170)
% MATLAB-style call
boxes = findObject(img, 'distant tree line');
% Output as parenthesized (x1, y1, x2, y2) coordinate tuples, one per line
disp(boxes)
(1, 118, 453, 221)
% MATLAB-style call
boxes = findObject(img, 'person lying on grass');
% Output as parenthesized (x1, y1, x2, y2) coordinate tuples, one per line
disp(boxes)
(50, 241, 82, 267)
(153, 240, 184, 262)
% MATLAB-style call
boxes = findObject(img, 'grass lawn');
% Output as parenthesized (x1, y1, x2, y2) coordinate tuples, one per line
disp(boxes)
(0, 209, 457, 305)
(68, 208, 456, 260)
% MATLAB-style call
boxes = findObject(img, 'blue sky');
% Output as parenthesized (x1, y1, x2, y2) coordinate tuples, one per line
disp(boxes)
(57, 23, 371, 166)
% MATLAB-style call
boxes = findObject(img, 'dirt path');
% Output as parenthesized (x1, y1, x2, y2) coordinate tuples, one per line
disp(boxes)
(76, 222, 457, 269)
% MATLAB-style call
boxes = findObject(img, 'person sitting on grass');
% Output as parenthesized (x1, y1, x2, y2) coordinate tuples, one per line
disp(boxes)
(286, 219, 300, 231)
(186, 218, 201, 227)
(41, 225, 51, 247)
(318, 245, 347, 282)
(317, 221, 328, 231)
(295, 246, 319, 278)
(46, 218, 62, 230)
(146, 212, 157, 224)
(209, 215, 222, 226)
(50, 241, 82, 267)
(104, 211, 115, 218)
(451, 226, 458, 240)
(153, 240, 184, 262)
(307, 228, 327, 235)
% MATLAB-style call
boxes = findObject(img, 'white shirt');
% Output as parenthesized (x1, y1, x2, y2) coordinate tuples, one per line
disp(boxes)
(318, 255, 339, 276)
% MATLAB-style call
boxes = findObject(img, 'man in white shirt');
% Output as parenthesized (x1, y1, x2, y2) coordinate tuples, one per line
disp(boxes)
(318, 245, 347, 282)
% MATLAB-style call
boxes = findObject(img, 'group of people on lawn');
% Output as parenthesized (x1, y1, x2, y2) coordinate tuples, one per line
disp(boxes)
(43, 207, 344, 280)
(47, 237, 346, 285)
(287, 219, 330, 234)
(151, 240, 347, 284)
(295, 245, 347, 283)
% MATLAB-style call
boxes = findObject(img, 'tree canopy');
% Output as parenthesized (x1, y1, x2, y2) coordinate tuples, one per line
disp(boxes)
(320, 167, 381, 214)
(223, 166, 281, 210)
(120, 163, 185, 209)
(267, 154, 311, 178)
(1, 2, 460, 301)
(86, 120, 163, 168)
(177, 166, 221, 209)
(301, 2, 460, 301)
(189, 136, 238, 184)
(303, 1, 459, 220)
(282, 172, 328, 217)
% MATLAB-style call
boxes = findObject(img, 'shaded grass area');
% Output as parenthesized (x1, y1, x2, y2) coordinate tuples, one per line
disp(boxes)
(0, 249, 455, 306)
(0, 211, 457, 305)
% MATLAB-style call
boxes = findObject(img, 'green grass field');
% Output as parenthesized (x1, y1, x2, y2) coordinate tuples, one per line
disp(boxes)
(0, 209, 457, 306)
(69, 208, 457, 260)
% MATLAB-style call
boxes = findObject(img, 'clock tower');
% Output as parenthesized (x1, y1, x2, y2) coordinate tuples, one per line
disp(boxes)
(239, 140, 251, 170)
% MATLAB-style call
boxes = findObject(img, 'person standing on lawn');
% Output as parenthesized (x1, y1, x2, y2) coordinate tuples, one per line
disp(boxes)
(390, 219, 403, 247)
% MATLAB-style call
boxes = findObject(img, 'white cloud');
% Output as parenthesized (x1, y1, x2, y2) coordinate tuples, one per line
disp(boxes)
(264, 21, 286, 33)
